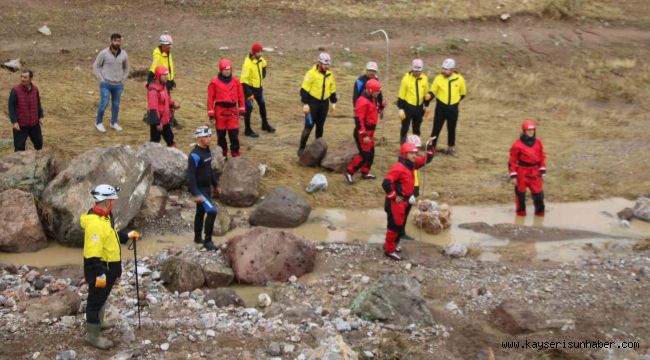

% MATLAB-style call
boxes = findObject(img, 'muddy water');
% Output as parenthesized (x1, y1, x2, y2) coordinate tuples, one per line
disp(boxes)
(0, 198, 647, 267)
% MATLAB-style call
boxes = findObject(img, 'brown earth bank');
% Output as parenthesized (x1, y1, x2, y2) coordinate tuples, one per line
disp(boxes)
(1, 0, 649, 209)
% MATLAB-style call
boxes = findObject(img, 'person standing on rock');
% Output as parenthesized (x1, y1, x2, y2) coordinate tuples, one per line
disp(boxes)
(92, 33, 129, 133)
(147, 66, 179, 147)
(429, 58, 466, 157)
(345, 79, 382, 184)
(509, 120, 546, 217)
(297, 52, 338, 157)
(397, 59, 430, 144)
(188, 125, 219, 251)
(8, 69, 44, 152)
(382, 139, 435, 260)
(207, 59, 246, 158)
(147, 31, 182, 128)
(81, 184, 140, 350)
(241, 43, 275, 137)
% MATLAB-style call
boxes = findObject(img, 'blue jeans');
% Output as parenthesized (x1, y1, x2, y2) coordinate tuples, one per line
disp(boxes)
(96, 81, 124, 125)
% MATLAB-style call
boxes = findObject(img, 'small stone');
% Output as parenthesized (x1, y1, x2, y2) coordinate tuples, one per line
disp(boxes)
(290, 335, 301, 342)
(267, 342, 282, 357)
(121, 326, 136, 343)
(206, 329, 216, 337)
(360, 276, 370, 284)
(38, 25, 51, 36)
(500, 13, 511, 21)
(335, 319, 352, 332)
(32, 352, 40, 359)
(207, 299, 216, 307)
(218, 46, 229, 51)
(288, 275, 298, 284)
(364, 351, 375, 358)
(142, 339, 152, 345)
(284, 344, 295, 353)
(146, 294, 159, 305)
(619, 220, 631, 228)
(341, 290, 349, 297)
(160, 343, 170, 351)
(257, 293, 272, 308)
(54, 350, 76, 360)
(404, 263, 412, 270)
(445, 243, 468, 258)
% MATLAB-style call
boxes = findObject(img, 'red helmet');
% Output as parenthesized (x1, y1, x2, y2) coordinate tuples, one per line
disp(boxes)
(154, 66, 169, 80)
(219, 59, 232, 71)
(365, 79, 381, 93)
(400, 142, 418, 157)
(521, 120, 537, 131)
(251, 43, 263, 53)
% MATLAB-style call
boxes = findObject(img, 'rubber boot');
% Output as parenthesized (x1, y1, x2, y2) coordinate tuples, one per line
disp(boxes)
(86, 323, 114, 350)
(98, 304, 113, 330)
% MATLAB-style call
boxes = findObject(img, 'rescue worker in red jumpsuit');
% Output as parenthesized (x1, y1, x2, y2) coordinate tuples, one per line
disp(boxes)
(207, 59, 245, 158)
(382, 139, 435, 260)
(509, 120, 546, 216)
(345, 78, 382, 184)
(147, 66, 179, 146)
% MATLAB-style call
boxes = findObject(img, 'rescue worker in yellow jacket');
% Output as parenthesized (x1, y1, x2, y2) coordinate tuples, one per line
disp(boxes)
(147, 31, 182, 128)
(298, 52, 337, 157)
(397, 59, 430, 144)
(428, 58, 467, 157)
(81, 184, 139, 350)
(241, 43, 275, 137)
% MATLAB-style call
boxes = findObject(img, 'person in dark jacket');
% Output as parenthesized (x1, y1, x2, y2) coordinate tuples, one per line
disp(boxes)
(188, 125, 219, 251)
(352, 61, 384, 111)
(8, 69, 44, 152)
(81, 184, 139, 350)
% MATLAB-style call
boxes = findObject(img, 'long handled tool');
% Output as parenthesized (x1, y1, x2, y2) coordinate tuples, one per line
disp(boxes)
(127, 236, 141, 328)
(418, 136, 436, 243)
(369, 29, 390, 174)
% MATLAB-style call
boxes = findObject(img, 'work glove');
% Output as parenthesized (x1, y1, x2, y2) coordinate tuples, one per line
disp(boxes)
(408, 195, 417, 205)
(329, 103, 336, 113)
(128, 231, 140, 240)
(303, 104, 310, 114)
(95, 274, 107, 288)
(398, 109, 406, 121)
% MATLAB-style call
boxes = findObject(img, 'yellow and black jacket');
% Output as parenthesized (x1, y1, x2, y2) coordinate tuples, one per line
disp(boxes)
(300, 65, 337, 104)
(147, 46, 175, 85)
(397, 72, 430, 108)
(241, 54, 267, 93)
(81, 208, 128, 281)
(429, 72, 466, 106)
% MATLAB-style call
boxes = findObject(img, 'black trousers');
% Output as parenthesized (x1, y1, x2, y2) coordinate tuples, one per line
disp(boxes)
(150, 124, 175, 146)
(194, 187, 217, 243)
(431, 102, 459, 147)
(217, 129, 240, 156)
(13, 124, 43, 151)
(244, 87, 269, 132)
(84, 267, 118, 324)
(299, 100, 329, 150)
(400, 103, 424, 144)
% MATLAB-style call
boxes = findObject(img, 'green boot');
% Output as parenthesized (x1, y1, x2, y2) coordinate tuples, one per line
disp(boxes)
(86, 323, 113, 350)
(98, 304, 113, 330)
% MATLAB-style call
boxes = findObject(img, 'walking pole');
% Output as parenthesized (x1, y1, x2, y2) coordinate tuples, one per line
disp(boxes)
(370, 29, 390, 174)
(127, 236, 141, 328)
(419, 137, 436, 243)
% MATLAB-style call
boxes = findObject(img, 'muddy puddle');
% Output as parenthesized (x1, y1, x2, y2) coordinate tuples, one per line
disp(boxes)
(1, 198, 647, 267)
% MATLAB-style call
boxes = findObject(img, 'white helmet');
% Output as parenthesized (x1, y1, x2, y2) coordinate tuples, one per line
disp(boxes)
(442, 58, 456, 70)
(366, 61, 378, 71)
(159, 32, 173, 45)
(318, 52, 332, 65)
(91, 184, 120, 202)
(406, 134, 422, 147)
(195, 125, 212, 138)
(411, 58, 424, 71)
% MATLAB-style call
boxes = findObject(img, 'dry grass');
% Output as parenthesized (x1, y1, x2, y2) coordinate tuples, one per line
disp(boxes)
(1, 0, 649, 209)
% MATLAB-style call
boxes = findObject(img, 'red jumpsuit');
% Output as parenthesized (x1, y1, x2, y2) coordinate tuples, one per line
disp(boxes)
(347, 92, 379, 175)
(382, 149, 434, 253)
(207, 75, 245, 157)
(509, 135, 546, 216)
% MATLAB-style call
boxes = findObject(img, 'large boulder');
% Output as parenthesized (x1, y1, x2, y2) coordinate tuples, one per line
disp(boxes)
(161, 256, 205, 293)
(224, 227, 316, 285)
(0, 189, 48, 253)
(219, 157, 261, 207)
(137, 185, 167, 220)
(0, 150, 56, 197)
(490, 299, 541, 335)
(633, 197, 650, 222)
(210, 148, 226, 176)
(249, 186, 311, 228)
(299, 138, 327, 167)
(306, 335, 359, 360)
(202, 262, 234, 288)
(350, 274, 433, 326)
(136, 142, 187, 190)
(24, 289, 80, 323)
(42, 146, 152, 247)
(321, 141, 357, 173)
